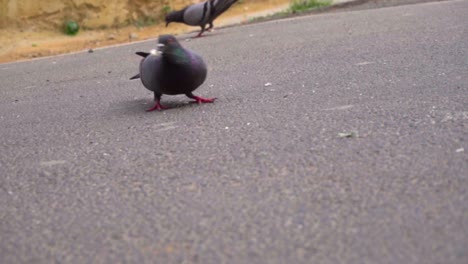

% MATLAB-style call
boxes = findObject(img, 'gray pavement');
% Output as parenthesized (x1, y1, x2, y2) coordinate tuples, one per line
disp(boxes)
(0, 0, 467, 263)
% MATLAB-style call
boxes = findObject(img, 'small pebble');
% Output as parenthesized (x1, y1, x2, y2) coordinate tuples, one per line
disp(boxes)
(129, 32, 139, 39)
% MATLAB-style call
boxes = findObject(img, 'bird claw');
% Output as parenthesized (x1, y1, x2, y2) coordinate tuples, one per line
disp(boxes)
(194, 31, 207, 38)
(192, 96, 216, 104)
(146, 102, 168, 112)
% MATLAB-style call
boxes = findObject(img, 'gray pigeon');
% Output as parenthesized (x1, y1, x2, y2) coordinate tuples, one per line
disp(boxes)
(130, 35, 215, 111)
(165, 0, 238, 37)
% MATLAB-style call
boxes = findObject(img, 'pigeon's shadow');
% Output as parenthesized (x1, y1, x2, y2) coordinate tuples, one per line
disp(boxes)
(111, 98, 197, 116)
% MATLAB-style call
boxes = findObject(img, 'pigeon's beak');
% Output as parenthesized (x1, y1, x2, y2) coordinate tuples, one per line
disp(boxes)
(157, 43, 165, 52)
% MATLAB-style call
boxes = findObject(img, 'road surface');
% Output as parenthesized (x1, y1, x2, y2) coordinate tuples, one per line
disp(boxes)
(0, 0, 467, 263)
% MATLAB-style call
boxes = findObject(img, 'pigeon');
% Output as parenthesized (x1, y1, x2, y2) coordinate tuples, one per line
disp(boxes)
(130, 35, 215, 111)
(165, 0, 239, 37)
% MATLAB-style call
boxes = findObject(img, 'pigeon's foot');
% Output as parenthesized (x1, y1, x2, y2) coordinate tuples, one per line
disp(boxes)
(146, 101, 168, 112)
(194, 30, 206, 38)
(191, 96, 216, 104)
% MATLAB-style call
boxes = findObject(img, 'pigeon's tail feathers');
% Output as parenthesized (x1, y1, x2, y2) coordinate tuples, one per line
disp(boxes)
(211, 0, 238, 21)
(130, 73, 140, 80)
(136, 52, 150, 58)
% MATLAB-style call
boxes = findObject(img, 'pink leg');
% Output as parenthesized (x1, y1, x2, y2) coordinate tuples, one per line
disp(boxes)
(146, 100, 168, 112)
(189, 95, 216, 104)
(194, 26, 205, 38)
(207, 23, 214, 32)
(194, 32, 204, 38)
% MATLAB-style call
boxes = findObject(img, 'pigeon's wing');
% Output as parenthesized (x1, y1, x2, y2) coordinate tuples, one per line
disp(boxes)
(210, 0, 238, 21)
(139, 55, 163, 93)
(158, 47, 208, 95)
(130, 51, 152, 79)
(189, 51, 208, 88)
(136, 52, 150, 58)
(183, 2, 211, 26)
(129, 73, 140, 80)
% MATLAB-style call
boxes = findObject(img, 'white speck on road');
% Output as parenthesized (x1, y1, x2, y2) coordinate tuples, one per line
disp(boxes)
(355, 61, 375, 66)
(324, 105, 354, 111)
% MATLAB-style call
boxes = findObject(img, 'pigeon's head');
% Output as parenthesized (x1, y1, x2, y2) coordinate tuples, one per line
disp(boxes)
(157, 35, 184, 56)
(165, 10, 184, 27)
(165, 14, 172, 27)
(158, 35, 182, 50)
(158, 35, 190, 64)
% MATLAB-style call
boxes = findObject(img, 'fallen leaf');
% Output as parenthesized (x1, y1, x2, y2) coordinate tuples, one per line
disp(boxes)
(338, 132, 356, 138)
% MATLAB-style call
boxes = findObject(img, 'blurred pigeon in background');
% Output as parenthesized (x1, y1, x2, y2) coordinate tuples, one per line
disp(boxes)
(165, 0, 239, 37)
(130, 35, 216, 111)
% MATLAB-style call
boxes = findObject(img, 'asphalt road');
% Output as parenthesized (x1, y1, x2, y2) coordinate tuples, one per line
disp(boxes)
(1, 0, 467, 263)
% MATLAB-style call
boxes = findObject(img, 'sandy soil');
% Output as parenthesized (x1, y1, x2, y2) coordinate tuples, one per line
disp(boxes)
(0, 1, 290, 64)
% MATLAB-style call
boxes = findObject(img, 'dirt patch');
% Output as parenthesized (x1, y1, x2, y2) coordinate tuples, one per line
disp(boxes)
(0, 0, 290, 64)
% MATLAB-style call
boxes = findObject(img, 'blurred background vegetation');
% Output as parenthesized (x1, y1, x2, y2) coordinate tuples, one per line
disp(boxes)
(0, 0, 332, 62)
(0, 0, 330, 31)
(0, 0, 284, 30)
(0, 0, 190, 30)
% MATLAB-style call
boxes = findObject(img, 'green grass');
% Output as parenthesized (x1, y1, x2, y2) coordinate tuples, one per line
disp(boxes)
(161, 5, 171, 16)
(133, 5, 170, 28)
(135, 16, 157, 28)
(289, 0, 331, 13)
(249, 0, 332, 23)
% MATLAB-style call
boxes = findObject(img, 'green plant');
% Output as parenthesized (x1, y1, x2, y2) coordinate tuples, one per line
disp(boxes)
(289, 0, 331, 13)
(135, 16, 156, 28)
(64, 20, 80, 35)
(161, 5, 171, 15)
(249, 0, 331, 23)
